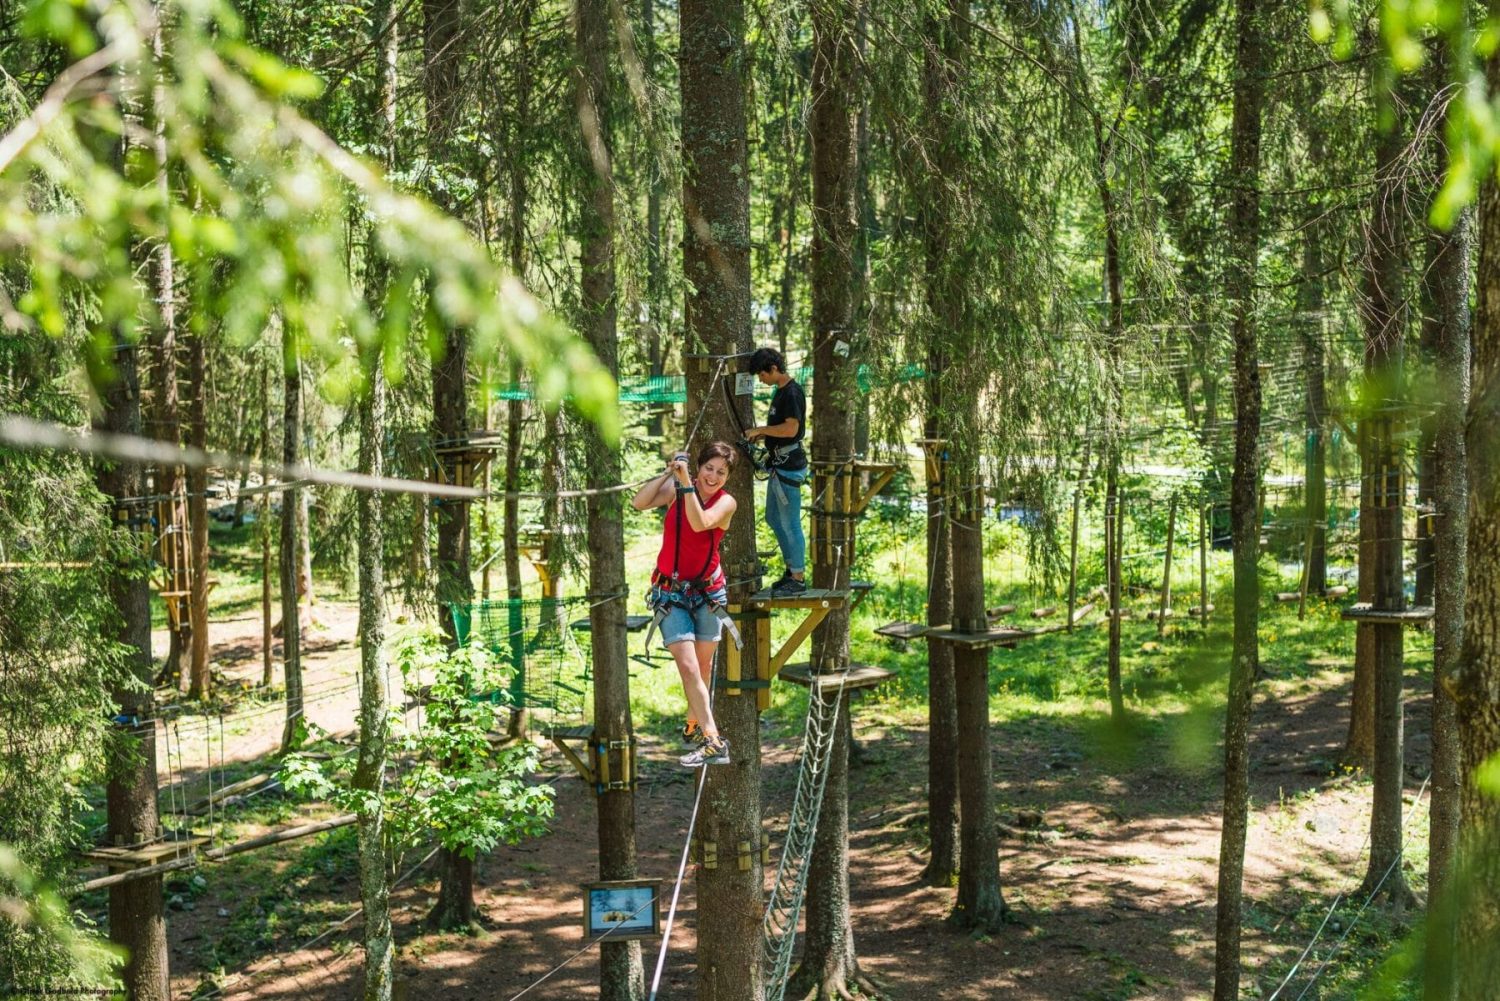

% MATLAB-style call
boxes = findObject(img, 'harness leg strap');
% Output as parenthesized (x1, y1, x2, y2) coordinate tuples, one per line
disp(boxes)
(710, 603, 743, 650)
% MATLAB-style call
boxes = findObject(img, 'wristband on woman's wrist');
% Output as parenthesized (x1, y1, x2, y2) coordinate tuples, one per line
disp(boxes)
(676, 484, 697, 494)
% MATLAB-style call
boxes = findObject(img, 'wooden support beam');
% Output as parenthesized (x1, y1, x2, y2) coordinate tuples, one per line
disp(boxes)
(769, 605, 833, 676)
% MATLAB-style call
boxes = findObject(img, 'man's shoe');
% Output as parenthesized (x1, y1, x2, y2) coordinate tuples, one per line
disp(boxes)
(679, 735, 731, 767)
(681, 720, 705, 745)
(771, 576, 807, 597)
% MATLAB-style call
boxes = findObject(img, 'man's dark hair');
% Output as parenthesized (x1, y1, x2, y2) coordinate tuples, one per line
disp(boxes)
(748, 346, 785, 375)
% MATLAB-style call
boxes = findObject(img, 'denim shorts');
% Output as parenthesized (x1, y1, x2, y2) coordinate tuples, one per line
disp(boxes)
(651, 583, 728, 647)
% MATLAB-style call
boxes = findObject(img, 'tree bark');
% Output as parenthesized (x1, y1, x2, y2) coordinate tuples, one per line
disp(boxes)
(642, 0, 665, 441)
(1345, 422, 1376, 769)
(355, 349, 392, 1001)
(1358, 69, 1414, 908)
(789, 1, 868, 992)
(917, 1, 961, 893)
(354, 3, 398, 995)
(1424, 162, 1471, 1001)
(261, 354, 274, 688)
(99, 319, 169, 1001)
(279, 338, 304, 753)
(1454, 33, 1500, 994)
(1210, 0, 1265, 995)
(186, 331, 211, 699)
(949, 460, 1005, 933)
(424, 0, 477, 930)
(680, 0, 765, 994)
(573, 0, 644, 995)
(1299, 236, 1328, 597)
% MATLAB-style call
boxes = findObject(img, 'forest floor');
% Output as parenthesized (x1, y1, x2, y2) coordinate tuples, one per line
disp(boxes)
(78, 531, 1433, 1001)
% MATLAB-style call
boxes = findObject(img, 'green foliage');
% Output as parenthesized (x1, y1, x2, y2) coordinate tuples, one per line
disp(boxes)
(1311, 0, 1499, 225)
(1, 0, 617, 438)
(0, 844, 122, 995)
(281, 632, 554, 861)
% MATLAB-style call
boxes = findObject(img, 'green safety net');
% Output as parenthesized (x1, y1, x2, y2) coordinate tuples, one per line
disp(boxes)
(461, 597, 593, 724)
(494, 363, 926, 404)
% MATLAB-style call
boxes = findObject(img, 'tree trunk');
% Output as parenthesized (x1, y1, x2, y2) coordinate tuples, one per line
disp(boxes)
(424, 0, 477, 931)
(949, 460, 1005, 932)
(355, 351, 392, 1001)
(1358, 71, 1414, 908)
(1453, 38, 1500, 995)
(99, 324, 169, 1001)
(354, 4, 399, 995)
(279, 341, 304, 753)
(643, 0, 665, 441)
(1424, 130, 1471, 1001)
(186, 332, 211, 699)
(680, 0, 765, 995)
(1345, 423, 1376, 769)
(917, 2, 961, 892)
(1210, 0, 1264, 995)
(261, 355, 274, 688)
(1299, 237, 1328, 597)
(789, 2, 867, 993)
(573, 1, 644, 995)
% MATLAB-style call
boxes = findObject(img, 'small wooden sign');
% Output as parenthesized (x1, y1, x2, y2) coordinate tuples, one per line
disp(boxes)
(583, 879, 663, 940)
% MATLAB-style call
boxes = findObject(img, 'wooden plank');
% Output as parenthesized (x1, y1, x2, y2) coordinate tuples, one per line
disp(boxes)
(748, 587, 848, 609)
(923, 626, 1026, 650)
(82, 835, 210, 867)
(875, 621, 927, 640)
(550, 735, 596, 784)
(779, 663, 894, 693)
(1340, 603, 1435, 625)
(1069, 602, 1096, 625)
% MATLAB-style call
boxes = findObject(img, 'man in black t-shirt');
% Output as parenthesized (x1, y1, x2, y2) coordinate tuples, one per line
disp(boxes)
(745, 347, 808, 596)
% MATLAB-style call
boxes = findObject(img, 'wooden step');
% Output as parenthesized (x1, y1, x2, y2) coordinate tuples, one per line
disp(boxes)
(779, 662, 894, 693)
(923, 625, 1028, 650)
(875, 621, 927, 641)
(1340, 603, 1435, 625)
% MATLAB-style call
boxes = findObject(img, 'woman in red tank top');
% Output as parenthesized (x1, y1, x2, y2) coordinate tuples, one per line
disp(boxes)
(631, 442, 738, 767)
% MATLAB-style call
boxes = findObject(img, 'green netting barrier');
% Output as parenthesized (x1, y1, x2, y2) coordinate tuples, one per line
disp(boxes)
(494, 363, 926, 404)
(465, 596, 593, 724)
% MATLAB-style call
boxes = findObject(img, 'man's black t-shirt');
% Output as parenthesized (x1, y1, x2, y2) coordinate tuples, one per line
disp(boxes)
(766, 379, 807, 471)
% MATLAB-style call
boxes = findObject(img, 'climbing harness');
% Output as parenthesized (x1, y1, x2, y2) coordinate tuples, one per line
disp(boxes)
(642, 478, 742, 652)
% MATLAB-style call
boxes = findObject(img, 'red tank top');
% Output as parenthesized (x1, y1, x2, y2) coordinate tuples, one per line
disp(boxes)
(655, 489, 726, 586)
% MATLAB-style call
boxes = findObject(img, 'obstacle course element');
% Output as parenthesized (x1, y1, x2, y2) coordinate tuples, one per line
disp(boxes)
(1339, 603, 1435, 626)
(762, 670, 850, 1001)
(545, 724, 638, 795)
(779, 662, 893, 693)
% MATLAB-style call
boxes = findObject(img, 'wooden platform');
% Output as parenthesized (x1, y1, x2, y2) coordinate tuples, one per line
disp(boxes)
(82, 834, 210, 869)
(1340, 603, 1435, 625)
(779, 663, 894, 693)
(748, 587, 849, 609)
(875, 621, 927, 641)
(923, 625, 1029, 650)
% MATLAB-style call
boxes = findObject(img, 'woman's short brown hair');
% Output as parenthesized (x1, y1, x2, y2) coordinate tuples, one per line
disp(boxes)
(696, 441, 736, 469)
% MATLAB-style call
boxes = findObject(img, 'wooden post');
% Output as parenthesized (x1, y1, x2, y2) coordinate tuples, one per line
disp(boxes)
(1157, 495, 1176, 637)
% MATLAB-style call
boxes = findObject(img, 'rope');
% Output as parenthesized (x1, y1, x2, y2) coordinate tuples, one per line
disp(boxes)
(647, 645, 723, 1001)
(1266, 771, 1432, 1001)
(0, 413, 481, 501)
(647, 766, 711, 1001)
